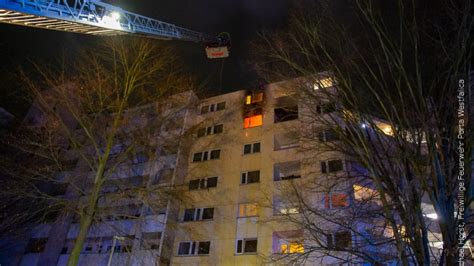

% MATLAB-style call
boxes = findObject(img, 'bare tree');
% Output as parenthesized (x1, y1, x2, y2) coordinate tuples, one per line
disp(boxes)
(255, 0, 472, 265)
(0, 37, 198, 266)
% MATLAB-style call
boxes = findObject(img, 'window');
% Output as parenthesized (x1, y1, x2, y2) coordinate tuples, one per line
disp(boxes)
(274, 106, 298, 123)
(243, 142, 260, 155)
(273, 195, 299, 215)
(313, 77, 335, 90)
(238, 203, 258, 217)
(245, 91, 264, 104)
(273, 230, 304, 254)
(321, 160, 344, 173)
(189, 176, 218, 190)
(25, 238, 47, 253)
(326, 231, 352, 249)
(274, 132, 299, 150)
(178, 241, 211, 255)
(151, 168, 174, 185)
(353, 184, 379, 203)
(200, 102, 225, 114)
(241, 171, 260, 184)
(236, 239, 258, 254)
(323, 192, 350, 208)
(192, 149, 221, 162)
(141, 232, 161, 250)
(316, 102, 336, 114)
(244, 114, 263, 128)
(183, 208, 214, 221)
(197, 124, 224, 137)
(273, 161, 301, 181)
(318, 130, 339, 142)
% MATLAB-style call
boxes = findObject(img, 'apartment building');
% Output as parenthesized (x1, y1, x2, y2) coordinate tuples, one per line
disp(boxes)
(1, 77, 451, 266)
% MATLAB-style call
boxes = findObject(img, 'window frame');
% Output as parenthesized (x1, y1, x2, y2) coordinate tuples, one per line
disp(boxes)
(240, 170, 260, 184)
(183, 207, 215, 222)
(192, 149, 221, 162)
(238, 203, 258, 218)
(189, 176, 218, 190)
(243, 142, 261, 155)
(321, 159, 345, 173)
(323, 192, 350, 209)
(178, 241, 211, 256)
(236, 238, 258, 254)
(197, 124, 224, 138)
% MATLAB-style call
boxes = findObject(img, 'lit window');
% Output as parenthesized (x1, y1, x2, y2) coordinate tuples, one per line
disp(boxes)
(273, 195, 299, 215)
(244, 115, 263, 128)
(353, 184, 379, 202)
(323, 192, 350, 209)
(273, 230, 304, 254)
(238, 203, 258, 217)
(236, 239, 258, 254)
(313, 78, 335, 90)
(245, 92, 264, 105)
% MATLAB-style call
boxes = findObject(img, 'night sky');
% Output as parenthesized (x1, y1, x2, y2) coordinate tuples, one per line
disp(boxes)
(0, 0, 290, 106)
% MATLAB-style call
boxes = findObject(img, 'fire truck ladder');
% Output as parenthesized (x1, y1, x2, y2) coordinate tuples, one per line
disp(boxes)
(0, 0, 230, 57)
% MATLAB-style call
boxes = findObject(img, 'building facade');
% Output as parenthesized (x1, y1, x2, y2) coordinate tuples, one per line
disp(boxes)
(1, 77, 457, 265)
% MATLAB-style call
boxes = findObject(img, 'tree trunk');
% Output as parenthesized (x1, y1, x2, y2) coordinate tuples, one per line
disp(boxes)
(67, 164, 106, 266)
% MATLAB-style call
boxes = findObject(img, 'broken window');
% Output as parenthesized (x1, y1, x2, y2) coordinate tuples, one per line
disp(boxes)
(274, 132, 299, 150)
(245, 91, 264, 105)
(273, 161, 301, 181)
(274, 96, 298, 123)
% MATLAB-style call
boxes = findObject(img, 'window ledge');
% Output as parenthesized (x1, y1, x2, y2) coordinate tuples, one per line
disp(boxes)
(234, 252, 258, 256)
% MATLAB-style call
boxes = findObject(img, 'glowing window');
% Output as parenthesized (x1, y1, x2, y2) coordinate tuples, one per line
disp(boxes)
(281, 242, 304, 253)
(323, 193, 349, 209)
(245, 92, 263, 105)
(238, 203, 258, 217)
(313, 78, 335, 90)
(244, 115, 263, 128)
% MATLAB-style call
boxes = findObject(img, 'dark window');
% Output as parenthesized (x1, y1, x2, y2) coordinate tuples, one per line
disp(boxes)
(200, 106, 209, 114)
(243, 143, 260, 155)
(247, 171, 260, 183)
(274, 106, 298, 123)
(321, 162, 327, 173)
(202, 208, 214, 220)
(197, 128, 206, 137)
(60, 247, 68, 254)
(209, 104, 215, 112)
(198, 241, 211, 254)
(207, 177, 218, 188)
(202, 151, 209, 161)
(236, 240, 243, 253)
(317, 103, 336, 114)
(189, 180, 200, 190)
(216, 102, 226, 111)
(328, 160, 343, 172)
(25, 238, 47, 253)
(206, 127, 213, 135)
(335, 231, 352, 248)
(253, 143, 261, 153)
(243, 144, 252, 155)
(213, 124, 223, 134)
(178, 242, 191, 255)
(184, 209, 195, 221)
(244, 239, 258, 253)
(193, 152, 202, 162)
(210, 150, 220, 160)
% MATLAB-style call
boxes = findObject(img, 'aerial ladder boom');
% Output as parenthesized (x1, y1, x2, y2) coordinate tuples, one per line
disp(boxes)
(0, 0, 230, 58)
